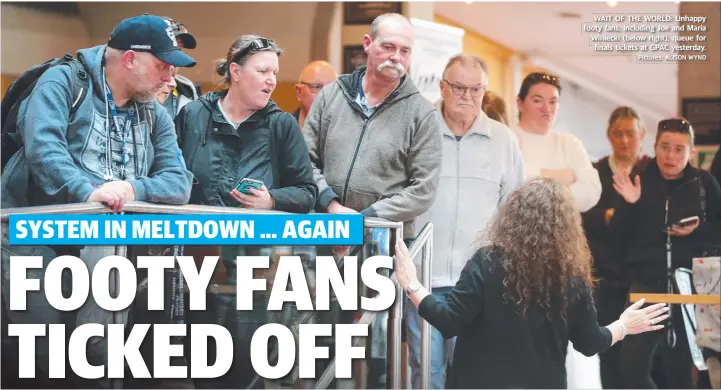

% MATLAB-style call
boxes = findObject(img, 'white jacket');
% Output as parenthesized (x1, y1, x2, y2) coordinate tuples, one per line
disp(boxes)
(414, 100, 526, 288)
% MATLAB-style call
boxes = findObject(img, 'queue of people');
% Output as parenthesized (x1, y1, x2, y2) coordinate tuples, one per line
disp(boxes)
(1, 10, 720, 390)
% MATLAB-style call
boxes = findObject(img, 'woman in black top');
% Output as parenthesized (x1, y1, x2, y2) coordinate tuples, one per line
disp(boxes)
(611, 118, 721, 388)
(581, 106, 652, 388)
(394, 178, 669, 389)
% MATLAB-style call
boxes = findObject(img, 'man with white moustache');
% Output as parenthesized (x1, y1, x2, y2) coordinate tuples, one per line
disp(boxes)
(302, 13, 443, 239)
(302, 13, 443, 386)
(407, 54, 525, 389)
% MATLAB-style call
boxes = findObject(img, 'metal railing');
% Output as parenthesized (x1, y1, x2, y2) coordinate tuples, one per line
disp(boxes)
(1, 201, 434, 390)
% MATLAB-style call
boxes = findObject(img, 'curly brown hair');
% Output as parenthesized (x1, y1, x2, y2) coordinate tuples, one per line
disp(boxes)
(482, 178, 594, 321)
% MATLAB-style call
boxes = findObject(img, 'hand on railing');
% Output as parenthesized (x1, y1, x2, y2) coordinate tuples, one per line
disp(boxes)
(87, 181, 135, 212)
(393, 239, 418, 293)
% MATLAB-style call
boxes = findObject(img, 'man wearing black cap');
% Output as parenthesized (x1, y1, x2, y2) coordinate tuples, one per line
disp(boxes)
(0, 14, 196, 387)
(159, 16, 202, 119)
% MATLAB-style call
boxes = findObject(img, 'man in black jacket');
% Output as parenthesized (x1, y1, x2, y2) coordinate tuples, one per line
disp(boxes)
(611, 117, 721, 388)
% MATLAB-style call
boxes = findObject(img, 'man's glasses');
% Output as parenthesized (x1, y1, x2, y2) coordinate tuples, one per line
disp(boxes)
(299, 81, 325, 93)
(231, 38, 276, 64)
(442, 80, 485, 97)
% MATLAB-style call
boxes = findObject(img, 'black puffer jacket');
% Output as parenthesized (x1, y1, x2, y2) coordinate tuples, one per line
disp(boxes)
(175, 90, 317, 213)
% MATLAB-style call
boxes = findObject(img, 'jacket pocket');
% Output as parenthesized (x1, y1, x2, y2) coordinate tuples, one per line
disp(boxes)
(342, 187, 383, 212)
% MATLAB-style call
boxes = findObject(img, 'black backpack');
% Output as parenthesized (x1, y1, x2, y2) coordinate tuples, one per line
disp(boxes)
(1, 53, 89, 172)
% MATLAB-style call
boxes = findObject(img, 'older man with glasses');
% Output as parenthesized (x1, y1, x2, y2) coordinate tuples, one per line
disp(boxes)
(293, 60, 337, 128)
(407, 53, 525, 389)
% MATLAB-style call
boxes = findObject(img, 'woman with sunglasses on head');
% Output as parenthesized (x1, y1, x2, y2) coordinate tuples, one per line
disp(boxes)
(175, 35, 317, 213)
(611, 118, 721, 388)
(174, 35, 318, 388)
(394, 178, 669, 389)
(513, 72, 602, 213)
(513, 72, 603, 388)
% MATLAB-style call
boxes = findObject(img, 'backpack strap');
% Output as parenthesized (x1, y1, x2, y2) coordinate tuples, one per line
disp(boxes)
(65, 59, 89, 120)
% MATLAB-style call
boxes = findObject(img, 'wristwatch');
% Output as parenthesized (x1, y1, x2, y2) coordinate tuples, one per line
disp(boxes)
(405, 281, 422, 295)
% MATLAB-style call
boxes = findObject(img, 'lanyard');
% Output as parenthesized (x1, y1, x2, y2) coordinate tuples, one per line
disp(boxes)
(104, 82, 133, 179)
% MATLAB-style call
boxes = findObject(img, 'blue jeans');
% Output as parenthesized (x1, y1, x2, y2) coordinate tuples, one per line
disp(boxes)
(405, 286, 456, 389)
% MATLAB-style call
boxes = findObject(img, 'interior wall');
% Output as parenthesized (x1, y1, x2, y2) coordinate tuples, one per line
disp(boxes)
(0, 4, 92, 76)
(678, 1, 721, 110)
(434, 14, 515, 118)
(552, 79, 657, 162)
(0, 2, 328, 112)
(677, 1, 720, 168)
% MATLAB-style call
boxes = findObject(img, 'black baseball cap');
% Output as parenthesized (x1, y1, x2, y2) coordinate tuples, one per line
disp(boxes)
(108, 14, 197, 68)
(161, 16, 197, 49)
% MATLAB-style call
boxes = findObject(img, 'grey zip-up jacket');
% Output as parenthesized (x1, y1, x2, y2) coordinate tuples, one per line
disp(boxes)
(302, 66, 443, 238)
(415, 100, 525, 287)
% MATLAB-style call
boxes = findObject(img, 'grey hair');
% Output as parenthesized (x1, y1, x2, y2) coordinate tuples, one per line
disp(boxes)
(369, 13, 412, 40)
(442, 53, 489, 80)
(214, 34, 283, 86)
(104, 47, 126, 64)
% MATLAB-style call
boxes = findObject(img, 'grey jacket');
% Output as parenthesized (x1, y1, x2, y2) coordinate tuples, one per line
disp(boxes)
(302, 66, 443, 238)
(415, 100, 525, 287)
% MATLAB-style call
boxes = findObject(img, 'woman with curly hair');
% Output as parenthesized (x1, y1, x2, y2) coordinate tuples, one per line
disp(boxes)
(394, 178, 669, 388)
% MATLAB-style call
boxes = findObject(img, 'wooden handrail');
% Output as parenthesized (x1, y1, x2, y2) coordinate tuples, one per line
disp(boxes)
(630, 293, 721, 305)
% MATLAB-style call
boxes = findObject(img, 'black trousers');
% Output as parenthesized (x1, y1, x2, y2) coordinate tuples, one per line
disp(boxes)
(595, 279, 628, 389)
(619, 281, 695, 389)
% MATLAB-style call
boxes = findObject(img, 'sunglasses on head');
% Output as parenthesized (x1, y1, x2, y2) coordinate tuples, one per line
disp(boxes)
(527, 72, 560, 86)
(658, 118, 692, 133)
(231, 38, 276, 64)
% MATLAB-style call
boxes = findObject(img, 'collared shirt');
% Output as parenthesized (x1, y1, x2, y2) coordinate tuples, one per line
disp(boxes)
(217, 99, 254, 130)
(355, 72, 381, 117)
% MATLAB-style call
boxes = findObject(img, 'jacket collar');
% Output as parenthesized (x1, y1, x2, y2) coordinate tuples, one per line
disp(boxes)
(646, 156, 698, 184)
(337, 65, 418, 105)
(435, 98, 492, 138)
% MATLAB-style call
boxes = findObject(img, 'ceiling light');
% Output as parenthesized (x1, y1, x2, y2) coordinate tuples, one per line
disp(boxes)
(607, 1, 618, 7)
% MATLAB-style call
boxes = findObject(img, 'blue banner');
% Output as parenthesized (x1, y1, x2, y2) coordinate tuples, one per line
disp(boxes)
(8, 214, 364, 246)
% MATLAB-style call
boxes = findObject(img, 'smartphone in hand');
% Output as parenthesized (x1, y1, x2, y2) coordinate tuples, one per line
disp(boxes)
(674, 216, 699, 228)
(235, 178, 264, 195)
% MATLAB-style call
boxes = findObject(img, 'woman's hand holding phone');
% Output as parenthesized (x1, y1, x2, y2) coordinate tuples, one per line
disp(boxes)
(230, 180, 275, 210)
(668, 216, 700, 237)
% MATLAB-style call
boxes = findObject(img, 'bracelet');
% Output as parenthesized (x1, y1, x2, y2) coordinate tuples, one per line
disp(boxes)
(405, 281, 421, 295)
